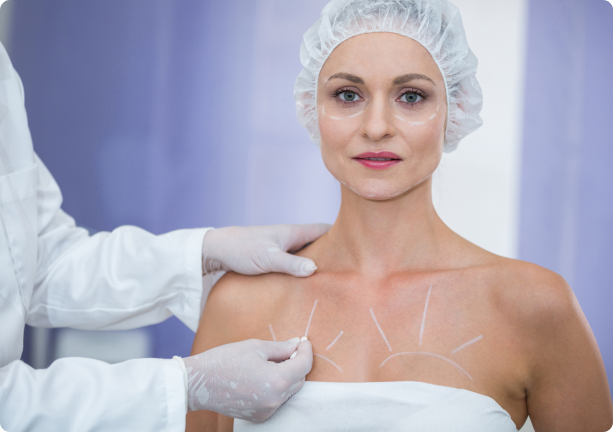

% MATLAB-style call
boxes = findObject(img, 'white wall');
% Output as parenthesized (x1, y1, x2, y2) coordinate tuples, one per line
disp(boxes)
(432, 0, 527, 259)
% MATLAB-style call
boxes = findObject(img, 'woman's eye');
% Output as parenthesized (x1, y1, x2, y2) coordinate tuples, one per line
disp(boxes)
(339, 91, 361, 102)
(400, 92, 423, 103)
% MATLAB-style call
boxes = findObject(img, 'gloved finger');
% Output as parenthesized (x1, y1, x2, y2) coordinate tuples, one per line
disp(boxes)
(277, 339, 313, 380)
(259, 338, 301, 362)
(282, 223, 331, 251)
(265, 251, 319, 277)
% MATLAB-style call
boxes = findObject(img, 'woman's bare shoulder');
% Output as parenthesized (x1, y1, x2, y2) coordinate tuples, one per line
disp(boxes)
(452, 236, 573, 313)
(450, 236, 575, 325)
(483, 257, 576, 323)
(207, 271, 292, 315)
(193, 272, 294, 353)
(482, 260, 612, 428)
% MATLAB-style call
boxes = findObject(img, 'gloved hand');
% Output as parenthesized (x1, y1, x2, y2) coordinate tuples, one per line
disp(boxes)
(201, 224, 330, 277)
(181, 337, 313, 421)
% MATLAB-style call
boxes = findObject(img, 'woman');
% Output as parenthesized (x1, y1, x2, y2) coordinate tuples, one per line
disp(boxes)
(186, 0, 613, 430)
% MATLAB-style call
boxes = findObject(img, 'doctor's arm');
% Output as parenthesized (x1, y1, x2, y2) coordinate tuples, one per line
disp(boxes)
(28, 156, 329, 332)
(27, 154, 209, 331)
(0, 44, 319, 431)
(0, 355, 188, 432)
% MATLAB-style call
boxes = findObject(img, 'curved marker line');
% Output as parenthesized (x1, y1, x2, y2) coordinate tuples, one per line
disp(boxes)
(268, 324, 276, 341)
(379, 351, 473, 381)
(315, 353, 343, 373)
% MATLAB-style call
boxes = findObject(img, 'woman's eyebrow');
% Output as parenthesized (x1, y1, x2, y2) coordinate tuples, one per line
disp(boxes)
(327, 72, 365, 84)
(326, 72, 435, 86)
(393, 73, 435, 86)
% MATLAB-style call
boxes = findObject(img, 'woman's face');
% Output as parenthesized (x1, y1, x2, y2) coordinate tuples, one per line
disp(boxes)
(317, 32, 447, 200)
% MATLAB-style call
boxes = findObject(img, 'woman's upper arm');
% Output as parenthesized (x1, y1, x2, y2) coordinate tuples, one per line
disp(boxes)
(187, 273, 249, 432)
(525, 273, 613, 431)
(192, 272, 249, 355)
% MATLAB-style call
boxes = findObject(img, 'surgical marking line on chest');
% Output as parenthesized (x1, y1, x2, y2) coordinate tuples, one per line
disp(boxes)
(314, 353, 343, 373)
(380, 351, 473, 380)
(419, 284, 432, 346)
(304, 299, 318, 338)
(451, 334, 483, 354)
(326, 331, 344, 351)
(268, 286, 484, 379)
(370, 307, 392, 352)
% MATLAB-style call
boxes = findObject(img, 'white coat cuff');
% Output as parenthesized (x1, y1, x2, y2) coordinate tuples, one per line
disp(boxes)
(182, 228, 212, 331)
(164, 358, 188, 431)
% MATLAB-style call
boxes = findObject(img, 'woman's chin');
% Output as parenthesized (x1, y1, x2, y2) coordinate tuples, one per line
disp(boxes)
(345, 183, 413, 201)
(365, 191, 410, 201)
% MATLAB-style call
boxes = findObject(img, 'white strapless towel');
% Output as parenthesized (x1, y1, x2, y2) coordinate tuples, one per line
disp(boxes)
(234, 381, 518, 431)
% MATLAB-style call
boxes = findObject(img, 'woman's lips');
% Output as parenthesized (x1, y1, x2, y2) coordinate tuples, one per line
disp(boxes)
(353, 151, 403, 170)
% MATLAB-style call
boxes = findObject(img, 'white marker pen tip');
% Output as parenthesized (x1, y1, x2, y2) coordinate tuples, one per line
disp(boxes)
(301, 262, 317, 275)
(289, 337, 307, 359)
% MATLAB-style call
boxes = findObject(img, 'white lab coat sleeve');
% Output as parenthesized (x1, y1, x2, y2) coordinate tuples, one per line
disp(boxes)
(0, 357, 187, 432)
(0, 42, 193, 432)
(27, 153, 210, 332)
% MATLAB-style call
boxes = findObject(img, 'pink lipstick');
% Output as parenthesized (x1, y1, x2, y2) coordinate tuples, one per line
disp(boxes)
(353, 151, 402, 170)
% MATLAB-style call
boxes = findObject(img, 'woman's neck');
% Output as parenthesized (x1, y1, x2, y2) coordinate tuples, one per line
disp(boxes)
(319, 178, 455, 277)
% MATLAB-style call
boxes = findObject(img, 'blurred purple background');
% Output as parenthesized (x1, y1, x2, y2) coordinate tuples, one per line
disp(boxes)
(4, 0, 337, 362)
(519, 0, 613, 385)
(2, 0, 612, 398)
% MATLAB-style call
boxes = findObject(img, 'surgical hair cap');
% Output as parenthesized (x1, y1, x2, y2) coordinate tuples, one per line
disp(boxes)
(294, 0, 483, 152)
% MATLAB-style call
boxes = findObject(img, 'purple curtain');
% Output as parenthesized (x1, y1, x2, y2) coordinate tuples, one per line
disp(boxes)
(519, 0, 613, 392)
(8, 0, 335, 360)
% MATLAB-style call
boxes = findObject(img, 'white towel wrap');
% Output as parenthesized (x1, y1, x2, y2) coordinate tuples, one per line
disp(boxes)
(235, 381, 518, 431)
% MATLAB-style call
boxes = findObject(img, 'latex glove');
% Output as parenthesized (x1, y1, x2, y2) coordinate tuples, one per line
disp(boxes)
(202, 224, 330, 277)
(182, 337, 313, 421)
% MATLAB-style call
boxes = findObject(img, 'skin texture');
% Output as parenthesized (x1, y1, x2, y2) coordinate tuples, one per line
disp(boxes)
(186, 33, 613, 432)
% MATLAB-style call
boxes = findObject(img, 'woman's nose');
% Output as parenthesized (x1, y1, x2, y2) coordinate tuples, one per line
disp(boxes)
(360, 99, 396, 142)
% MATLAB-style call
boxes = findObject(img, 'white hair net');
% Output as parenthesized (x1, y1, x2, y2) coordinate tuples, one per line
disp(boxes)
(294, 0, 483, 152)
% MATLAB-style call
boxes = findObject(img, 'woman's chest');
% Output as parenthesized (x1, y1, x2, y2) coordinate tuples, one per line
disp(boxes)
(257, 272, 529, 426)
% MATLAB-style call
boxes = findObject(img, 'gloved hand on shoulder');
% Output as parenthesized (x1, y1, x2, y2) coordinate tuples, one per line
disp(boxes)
(201, 224, 330, 277)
